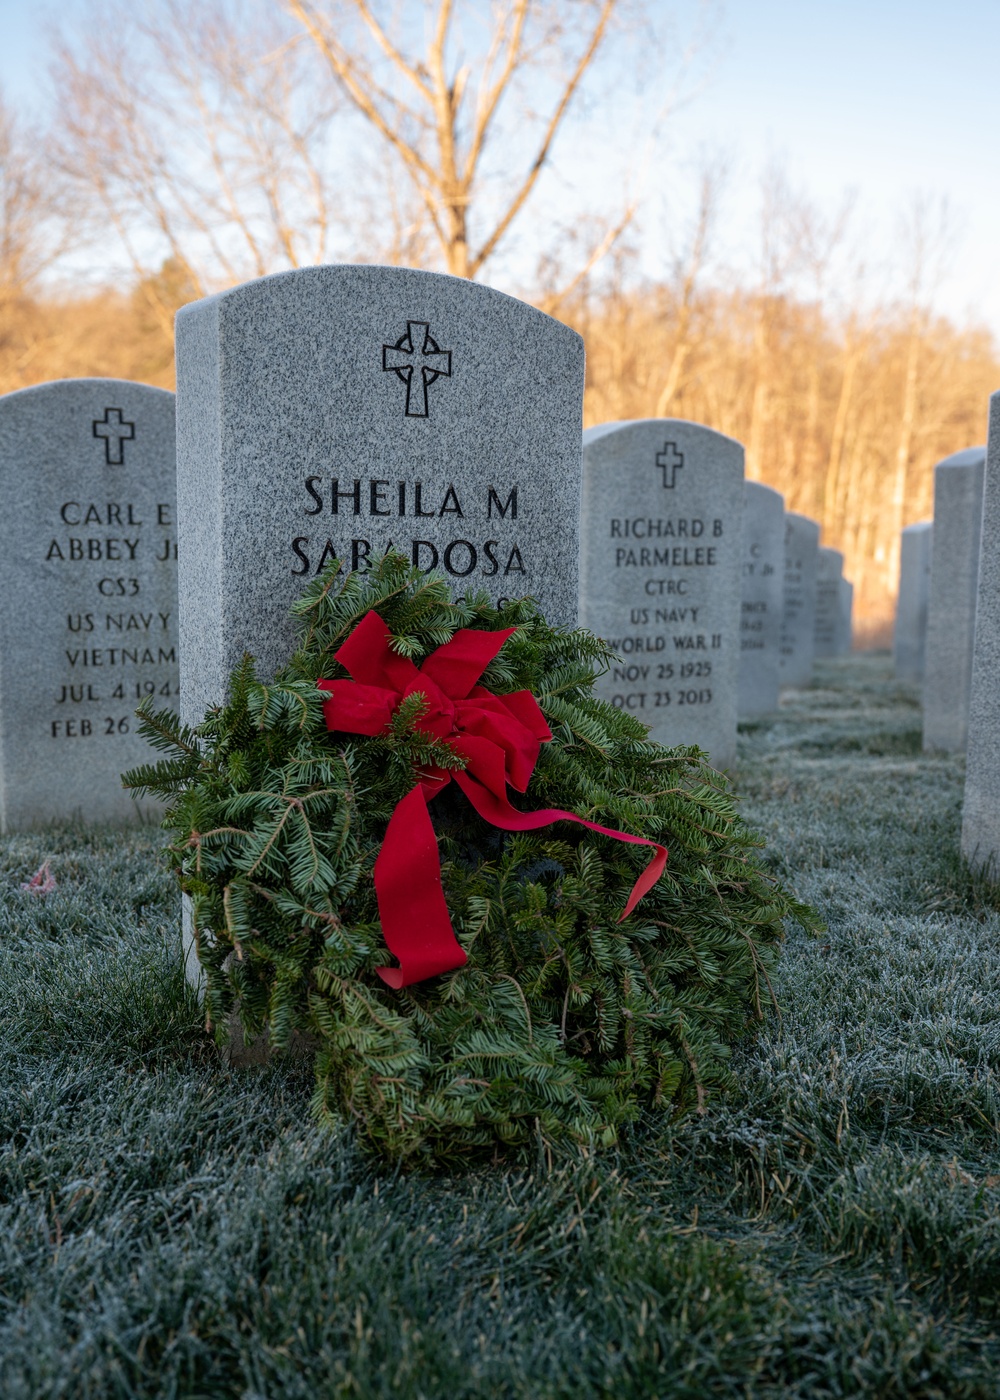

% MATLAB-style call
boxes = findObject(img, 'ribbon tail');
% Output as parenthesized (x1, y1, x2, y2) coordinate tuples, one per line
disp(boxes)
(373, 783, 468, 989)
(453, 772, 667, 923)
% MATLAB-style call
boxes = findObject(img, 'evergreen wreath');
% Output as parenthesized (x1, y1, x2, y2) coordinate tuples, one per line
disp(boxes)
(125, 554, 815, 1165)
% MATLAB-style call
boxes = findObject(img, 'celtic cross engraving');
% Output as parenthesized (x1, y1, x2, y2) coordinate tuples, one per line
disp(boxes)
(382, 320, 452, 418)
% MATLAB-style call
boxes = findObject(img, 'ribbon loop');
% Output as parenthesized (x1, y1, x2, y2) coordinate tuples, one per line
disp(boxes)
(319, 611, 667, 988)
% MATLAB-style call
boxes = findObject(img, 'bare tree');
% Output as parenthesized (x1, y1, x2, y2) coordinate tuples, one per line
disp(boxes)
(0, 93, 84, 389)
(49, 0, 342, 336)
(0, 95, 74, 299)
(653, 156, 724, 416)
(284, 0, 624, 280)
(49, 0, 666, 305)
(883, 194, 957, 594)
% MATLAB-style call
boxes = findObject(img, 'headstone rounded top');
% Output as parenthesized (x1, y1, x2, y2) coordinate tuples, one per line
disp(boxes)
(818, 546, 844, 567)
(582, 416, 742, 453)
(903, 520, 933, 535)
(786, 511, 820, 538)
(936, 446, 986, 469)
(180, 262, 583, 348)
(175, 261, 586, 714)
(745, 481, 783, 507)
(0, 378, 175, 408)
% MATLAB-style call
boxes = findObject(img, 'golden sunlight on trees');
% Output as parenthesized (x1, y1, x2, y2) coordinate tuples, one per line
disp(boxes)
(570, 189, 997, 638)
(1, 1, 997, 638)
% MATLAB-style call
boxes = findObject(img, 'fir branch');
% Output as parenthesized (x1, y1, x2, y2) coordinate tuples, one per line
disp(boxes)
(148, 556, 815, 1164)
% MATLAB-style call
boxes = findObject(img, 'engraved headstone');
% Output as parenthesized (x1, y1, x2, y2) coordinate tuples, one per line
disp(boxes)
(580, 418, 744, 770)
(738, 482, 785, 719)
(893, 521, 933, 680)
(814, 547, 844, 658)
(175, 265, 584, 723)
(963, 398, 1000, 870)
(923, 446, 986, 753)
(779, 512, 820, 687)
(0, 379, 177, 830)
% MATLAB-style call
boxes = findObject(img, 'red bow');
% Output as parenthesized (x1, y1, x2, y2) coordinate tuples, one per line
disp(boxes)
(318, 611, 667, 988)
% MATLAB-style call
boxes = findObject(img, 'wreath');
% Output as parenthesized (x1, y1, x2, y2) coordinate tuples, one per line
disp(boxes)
(125, 554, 814, 1164)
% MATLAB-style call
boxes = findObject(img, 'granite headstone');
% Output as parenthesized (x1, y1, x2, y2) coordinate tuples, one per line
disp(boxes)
(0, 378, 177, 830)
(893, 521, 933, 680)
(923, 446, 986, 753)
(580, 418, 744, 770)
(963, 397, 1000, 870)
(738, 481, 785, 718)
(778, 512, 820, 687)
(175, 265, 585, 724)
(837, 577, 853, 655)
(814, 547, 844, 658)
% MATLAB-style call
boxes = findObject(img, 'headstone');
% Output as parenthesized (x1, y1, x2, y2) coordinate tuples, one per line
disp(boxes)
(813, 547, 844, 658)
(837, 578, 853, 655)
(580, 418, 744, 770)
(175, 265, 584, 724)
(738, 482, 785, 718)
(923, 446, 986, 753)
(779, 512, 820, 687)
(963, 398, 1000, 871)
(893, 522, 933, 680)
(0, 379, 177, 830)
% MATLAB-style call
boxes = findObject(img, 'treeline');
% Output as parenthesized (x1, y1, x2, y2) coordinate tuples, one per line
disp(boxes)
(566, 281, 1000, 640)
(0, 249, 194, 394)
(2, 0, 997, 640)
(5, 273, 996, 640)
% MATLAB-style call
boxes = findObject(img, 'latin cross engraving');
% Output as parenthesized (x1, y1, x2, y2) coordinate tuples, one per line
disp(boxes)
(655, 441, 684, 489)
(382, 320, 452, 418)
(93, 407, 135, 465)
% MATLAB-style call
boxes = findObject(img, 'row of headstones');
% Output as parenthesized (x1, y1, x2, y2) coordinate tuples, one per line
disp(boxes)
(585, 447, 851, 762)
(0, 266, 852, 833)
(892, 447, 983, 754)
(893, 448, 1000, 774)
(741, 489, 852, 715)
(893, 429, 1000, 873)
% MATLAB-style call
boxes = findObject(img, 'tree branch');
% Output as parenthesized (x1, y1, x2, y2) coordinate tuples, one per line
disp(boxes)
(470, 0, 617, 277)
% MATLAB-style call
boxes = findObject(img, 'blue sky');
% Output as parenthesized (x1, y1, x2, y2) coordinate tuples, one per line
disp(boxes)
(663, 0, 1000, 327)
(2, 0, 998, 332)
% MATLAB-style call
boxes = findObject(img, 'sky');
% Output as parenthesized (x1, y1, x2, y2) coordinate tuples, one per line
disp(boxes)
(661, 0, 1000, 329)
(1, 0, 998, 333)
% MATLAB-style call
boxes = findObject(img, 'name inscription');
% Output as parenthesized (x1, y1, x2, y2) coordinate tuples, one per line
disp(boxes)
(40, 494, 177, 742)
(289, 475, 528, 580)
(592, 512, 731, 715)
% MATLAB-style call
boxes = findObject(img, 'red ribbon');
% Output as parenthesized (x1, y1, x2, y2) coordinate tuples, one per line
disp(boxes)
(318, 611, 667, 988)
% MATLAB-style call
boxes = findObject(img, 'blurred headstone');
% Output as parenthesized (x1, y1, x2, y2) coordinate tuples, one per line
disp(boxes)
(923, 446, 986, 752)
(0, 379, 177, 830)
(779, 512, 820, 687)
(894, 521, 933, 680)
(814, 547, 844, 659)
(738, 481, 785, 719)
(580, 418, 744, 770)
(837, 578, 854, 655)
(963, 400, 1000, 870)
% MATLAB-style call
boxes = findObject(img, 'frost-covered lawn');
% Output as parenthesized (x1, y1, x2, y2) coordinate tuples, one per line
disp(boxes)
(2, 654, 999, 1398)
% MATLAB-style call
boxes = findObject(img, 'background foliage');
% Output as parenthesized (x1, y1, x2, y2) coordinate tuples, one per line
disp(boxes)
(1, 1, 996, 640)
(124, 556, 810, 1163)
